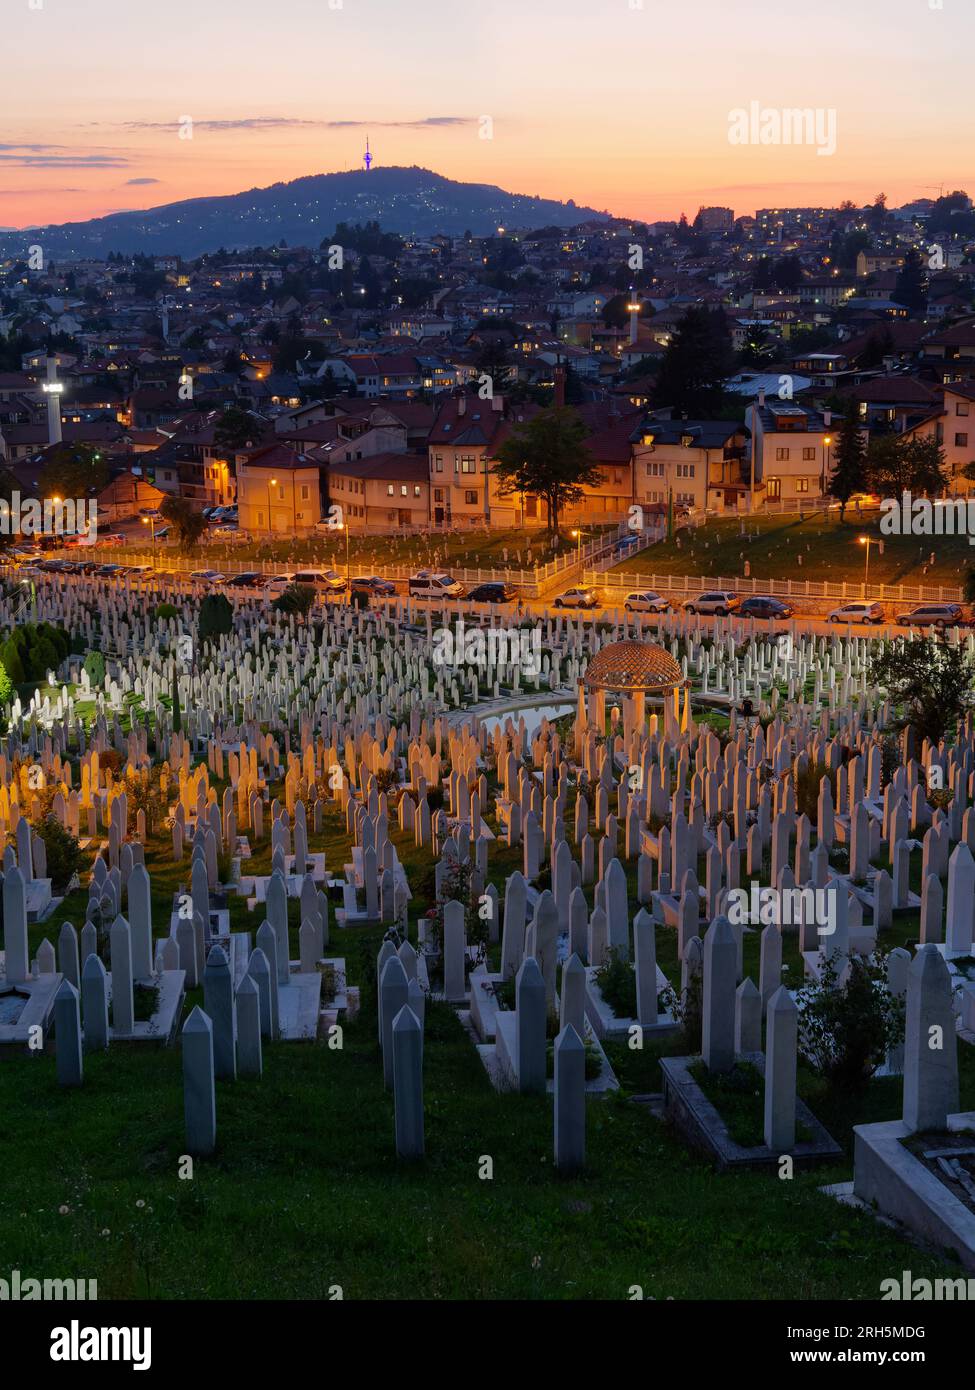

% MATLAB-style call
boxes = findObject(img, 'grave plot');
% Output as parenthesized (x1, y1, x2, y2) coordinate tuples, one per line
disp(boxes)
(2, 572, 975, 1304)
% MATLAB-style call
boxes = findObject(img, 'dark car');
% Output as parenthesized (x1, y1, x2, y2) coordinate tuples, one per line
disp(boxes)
(223, 572, 265, 589)
(350, 575, 397, 596)
(467, 582, 519, 604)
(95, 563, 125, 576)
(738, 595, 795, 620)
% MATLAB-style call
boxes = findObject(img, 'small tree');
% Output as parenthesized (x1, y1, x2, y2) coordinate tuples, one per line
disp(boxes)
(869, 637, 974, 744)
(272, 584, 316, 619)
(492, 406, 602, 540)
(828, 413, 868, 520)
(795, 951, 904, 1089)
(198, 593, 233, 643)
(161, 495, 206, 549)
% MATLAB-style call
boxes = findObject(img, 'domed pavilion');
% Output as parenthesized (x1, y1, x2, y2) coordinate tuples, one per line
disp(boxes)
(577, 639, 690, 745)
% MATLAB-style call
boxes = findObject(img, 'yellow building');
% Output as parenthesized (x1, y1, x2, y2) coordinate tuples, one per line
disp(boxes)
(236, 444, 322, 536)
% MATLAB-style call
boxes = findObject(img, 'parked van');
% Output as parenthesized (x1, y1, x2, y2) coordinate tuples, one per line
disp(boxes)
(408, 570, 465, 599)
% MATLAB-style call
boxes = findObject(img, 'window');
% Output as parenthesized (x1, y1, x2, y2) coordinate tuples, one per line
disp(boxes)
(414, 485, 421, 498)
(957, 402, 969, 416)
(956, 433, 969, 447)
(676, 463, 695, 479)
(647, 461, 664, 477)
(802, 447, 815, 461)
(434, 454, 444, 473)
(300, 485, 310, 501)
(387, 484, 395, 496)
(767, 478, 781, 499)
(401, 485, 408, 497)
(460, 455, 476, 474)
(464, 490, 478, 505)
(775, 448, 790, 461)
(277, 486, 285, 500)
(796, 478, 809, 493)
(434, 488, 444, 503)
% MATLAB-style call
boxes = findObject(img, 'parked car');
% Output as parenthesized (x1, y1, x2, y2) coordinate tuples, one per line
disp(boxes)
(895, 602, 965, 628)
(622, 590, 669, 614)
(292, 568, 346, 593)
(738, 596, 794, 620)
(350, 575, 397, 596)
(95, 563, 125, 577)
(553, 586, 599, 609)
(189, 569, 226, 586)
(222, 571, 265, 590)
(827, 601, 885, 625)
(261, 574, 295, 595)
(100, 533, 126, 547)
(684, 590, 740, 617)
(466, 581, 518, 604)
(211, 523, 240, 539)
(408, 570, 465, 599)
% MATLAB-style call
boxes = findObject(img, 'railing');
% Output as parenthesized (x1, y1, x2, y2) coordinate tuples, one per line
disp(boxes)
(585, 568, 965, 605)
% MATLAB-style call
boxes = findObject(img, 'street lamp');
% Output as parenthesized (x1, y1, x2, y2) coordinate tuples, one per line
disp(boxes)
(821, 434, 832, 500)
(267, 477, 277, 540)
(858, 534, 874, 593)
(141, 513, 156, 555)
(341, 521, 350, 587)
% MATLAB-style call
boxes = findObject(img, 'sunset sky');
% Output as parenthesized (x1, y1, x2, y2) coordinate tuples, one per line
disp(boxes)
(2, 0, 972, 230)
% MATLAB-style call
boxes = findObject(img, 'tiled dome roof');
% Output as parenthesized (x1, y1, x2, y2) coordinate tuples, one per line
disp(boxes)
(583, 640, 683, 693)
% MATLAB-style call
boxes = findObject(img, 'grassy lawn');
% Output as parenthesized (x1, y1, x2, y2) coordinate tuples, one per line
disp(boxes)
(89, 527, 614, 576)
(608, 512, 972, 589)
(3, 752, 973, 1301)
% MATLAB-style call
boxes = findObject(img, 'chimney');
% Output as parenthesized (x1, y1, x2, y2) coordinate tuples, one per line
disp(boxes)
(554, 364, 566, 408)
(758, 387, 766, 408)
(492, 392, 504, 413)
(823, 409, 832, 429)
(457, 394, 467, 417)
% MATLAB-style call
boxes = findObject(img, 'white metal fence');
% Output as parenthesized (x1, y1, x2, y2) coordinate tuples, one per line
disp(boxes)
(586, 569, 965, 605)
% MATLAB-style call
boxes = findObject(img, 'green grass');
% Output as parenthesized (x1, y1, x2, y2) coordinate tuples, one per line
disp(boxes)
(608, 512, 971, 589)
(4, 763, 975, 1300)
(87, 526, 614, 577)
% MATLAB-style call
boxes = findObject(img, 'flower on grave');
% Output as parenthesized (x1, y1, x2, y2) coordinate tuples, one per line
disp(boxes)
(136, 1199, 146, 1208)
(58, 1204, 70, 1215)
(100, 1228, 110, 1237)
(531, 1255, 542, 1269)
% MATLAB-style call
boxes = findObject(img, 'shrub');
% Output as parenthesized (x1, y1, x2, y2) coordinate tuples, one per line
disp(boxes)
(594, 947, 637, 1018)
(83, 650, 106, 687)
(795, 950, 904, 1089)
(198, 593, 233, 643)
(153, 602, 179, 622)
(272, 584, 316, 619)
(0, 659, 12, 705)
(98, 748, 122, 776)
(36, 814, 84, 893)
(1, 640, 24, 685)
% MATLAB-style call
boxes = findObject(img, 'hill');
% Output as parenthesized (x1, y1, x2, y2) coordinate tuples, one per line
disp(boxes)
(0, 166, 610, 260)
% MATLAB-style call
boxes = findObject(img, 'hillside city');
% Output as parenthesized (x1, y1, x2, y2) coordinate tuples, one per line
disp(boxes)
(2, 189, 974, 545)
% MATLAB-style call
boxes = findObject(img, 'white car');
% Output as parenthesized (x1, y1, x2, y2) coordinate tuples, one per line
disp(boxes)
(261, 574, 295, 595)
(827, 601, 885, 625)
(408, 571, 465, 599)
(623, 590, 670, 614)
(554, 586, 599, 609)
(684, 590, 740, 617)
(291, 568, 346, 593)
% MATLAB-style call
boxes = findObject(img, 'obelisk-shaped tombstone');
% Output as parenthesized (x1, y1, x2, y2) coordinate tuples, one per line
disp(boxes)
(903, 944, 959, 1133)
(392, 1005, 424, 1158)
(554, 1023, 586, 1173)
(182, 1006, 216, 1156)
(54, 979, 83, 1086)
(763, 986, 798, 1151)
(702, 915, 737, 1074)
(203, 944, 237, 1080)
